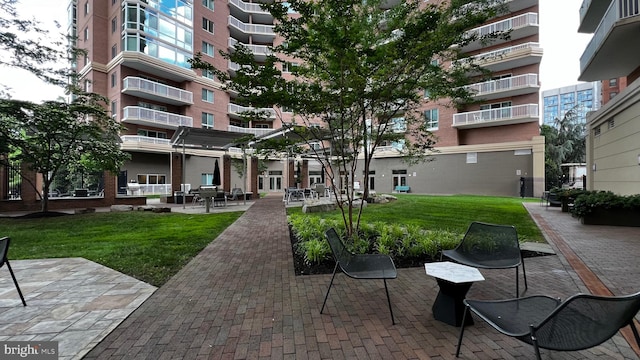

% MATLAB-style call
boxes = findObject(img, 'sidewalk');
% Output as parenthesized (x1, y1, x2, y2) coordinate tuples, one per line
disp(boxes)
(76, 196, 640, 359)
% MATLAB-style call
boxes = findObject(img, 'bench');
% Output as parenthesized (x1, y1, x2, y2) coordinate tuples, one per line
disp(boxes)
(395, 185, 410, 193)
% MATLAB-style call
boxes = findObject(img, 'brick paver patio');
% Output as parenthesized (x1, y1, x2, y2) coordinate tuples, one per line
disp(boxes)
(82, 195, 640, 359)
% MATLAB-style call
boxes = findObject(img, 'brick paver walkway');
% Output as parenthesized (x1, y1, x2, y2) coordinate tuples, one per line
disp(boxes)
(83, 196, 640, 359)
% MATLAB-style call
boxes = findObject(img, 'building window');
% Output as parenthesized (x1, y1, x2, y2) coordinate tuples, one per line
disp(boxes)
(282, 62, 298, 73)
(609, 78, 618, 87)
(392, 170, 407, 190)
(137, 129, 167, 138)
(111, 44, 117, 59)
(84, 1, 89, 15)
(137, 174, 166, 185)
(424, 109, 438, 130)
(111, 72, 117, 87)
(594, 126, 601, 137)
(608, 119, 615, 129)
(111, 101, 117, 118)
(111, 17, 117, 33)
(202, 89, 214, 103)
(202, 69, 215, 80)
(84, 26, 89, 41)
(201, 173, 214, 185)
(202, 112, 214, 129)
(202, 41, 214, 56)
(391, 117, 406, 133)
(202, 18, 214, 34)
(203, 0, 214, 10)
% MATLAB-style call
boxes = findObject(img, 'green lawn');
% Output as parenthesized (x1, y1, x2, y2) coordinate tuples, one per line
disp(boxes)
(0, 211, 242, 287)
(1, 195, 542, 287)
(288, 194, 543, 242)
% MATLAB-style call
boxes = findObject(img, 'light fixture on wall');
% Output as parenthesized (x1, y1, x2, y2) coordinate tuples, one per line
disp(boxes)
(592, 163, 597, 172)
(637, 154, 640, 166)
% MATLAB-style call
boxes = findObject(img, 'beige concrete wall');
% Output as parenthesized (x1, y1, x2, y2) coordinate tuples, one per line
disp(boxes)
(586, 79, 640, 195)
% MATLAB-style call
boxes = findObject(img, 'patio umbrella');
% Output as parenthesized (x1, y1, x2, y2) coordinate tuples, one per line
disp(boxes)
(213, 159, 221, 186)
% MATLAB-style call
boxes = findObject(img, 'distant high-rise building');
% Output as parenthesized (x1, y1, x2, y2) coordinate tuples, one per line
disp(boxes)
(542, 82, 601, 125)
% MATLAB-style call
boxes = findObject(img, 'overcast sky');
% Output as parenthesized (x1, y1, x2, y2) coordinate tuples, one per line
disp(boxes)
(1, 0, 592, 102)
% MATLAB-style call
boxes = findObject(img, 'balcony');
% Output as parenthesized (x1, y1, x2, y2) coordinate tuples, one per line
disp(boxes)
(579, 0, 640, 81)
(120, 51, 195, 82)
(228, 103, 276, 120)
(453, 104, 539, 129)
(228, 38, 272, 62)
(464, 73, 539, 100)
(228, 16, 275, 44)
(122, 106, 193, 129)
(122, 77, 193, 105)
(227, 125, 274, 137)
(579, 0, 612, 33)
(120, 135, 172, 153)
(461, 13, 538, 52)
(462, 42, 543, 73)
(229, 0, 273, 24)
(503, 0, 537, 12)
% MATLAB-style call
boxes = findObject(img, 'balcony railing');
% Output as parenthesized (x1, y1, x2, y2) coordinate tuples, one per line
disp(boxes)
(580, 0, 640, 72)
(228, 16, 275, 36)
(228, 0, 271, 15)
(228, 38, 272, 57)
(453, 104, 538, 127)
(464, 73, 538, 98)
(120, 135, 171, 146)
(465, 12, 538, 40)
(227, 125, 274, 137)
(122, 77, 193, 105)
(122, 106, 193, 128)
(228, 103, 276, 119)
(470, 42, 541, 63)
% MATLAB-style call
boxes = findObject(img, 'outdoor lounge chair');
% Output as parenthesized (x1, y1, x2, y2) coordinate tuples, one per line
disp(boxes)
(442, 221, 527, 297)
(321, 228, 398, 324)
(456, 292, 640, 359)
(0, 237, 26, 306)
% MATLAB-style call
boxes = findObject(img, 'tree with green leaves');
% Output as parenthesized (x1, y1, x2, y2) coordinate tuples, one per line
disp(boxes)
(0, 1, 128, 212)
(0, 93, 130, 212)
(191, 0, 505, 237)
(541, 108, 586, 190)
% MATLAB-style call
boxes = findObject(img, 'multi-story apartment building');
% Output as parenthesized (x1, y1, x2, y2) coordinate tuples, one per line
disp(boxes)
(72, 0, 544, 198)
(578, 0, 640, 195)
(542, 82, 601, 125)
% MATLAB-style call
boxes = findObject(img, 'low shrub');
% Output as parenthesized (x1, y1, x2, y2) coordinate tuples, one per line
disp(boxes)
(571, 191, 640, 218)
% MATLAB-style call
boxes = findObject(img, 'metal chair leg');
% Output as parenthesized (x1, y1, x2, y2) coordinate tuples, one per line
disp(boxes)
(320, 263, 339, 314)
(6, 260, 26, 306)
(456, 305, 469, 357)
(383, 279, 395, 325)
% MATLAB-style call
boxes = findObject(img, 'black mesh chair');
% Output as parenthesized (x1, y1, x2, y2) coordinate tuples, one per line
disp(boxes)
(456, 292, 640, 359)
(321, 228, 398, 324)
(442, 222, 527, 297)
(0, 237, 26, 306)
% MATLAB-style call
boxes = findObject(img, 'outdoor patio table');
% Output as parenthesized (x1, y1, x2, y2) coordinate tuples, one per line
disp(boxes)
(424, 261, 485, 327)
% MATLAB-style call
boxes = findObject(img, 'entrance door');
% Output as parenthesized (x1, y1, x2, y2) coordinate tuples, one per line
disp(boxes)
(117, 171, 127, 194)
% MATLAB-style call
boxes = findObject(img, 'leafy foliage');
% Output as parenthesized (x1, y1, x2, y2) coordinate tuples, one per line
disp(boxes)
(571, 191, 640, 218)
(190, 0, 507, 238)
(541, 108, 586, 190)
(0, 93, 130, 211)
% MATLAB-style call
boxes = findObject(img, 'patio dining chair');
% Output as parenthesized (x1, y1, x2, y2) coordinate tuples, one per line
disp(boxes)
(442, 221, 527, 297)
(321, 228, 398, 325)
(456, 292, 640, 359)
(0, 237, 27, 306)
